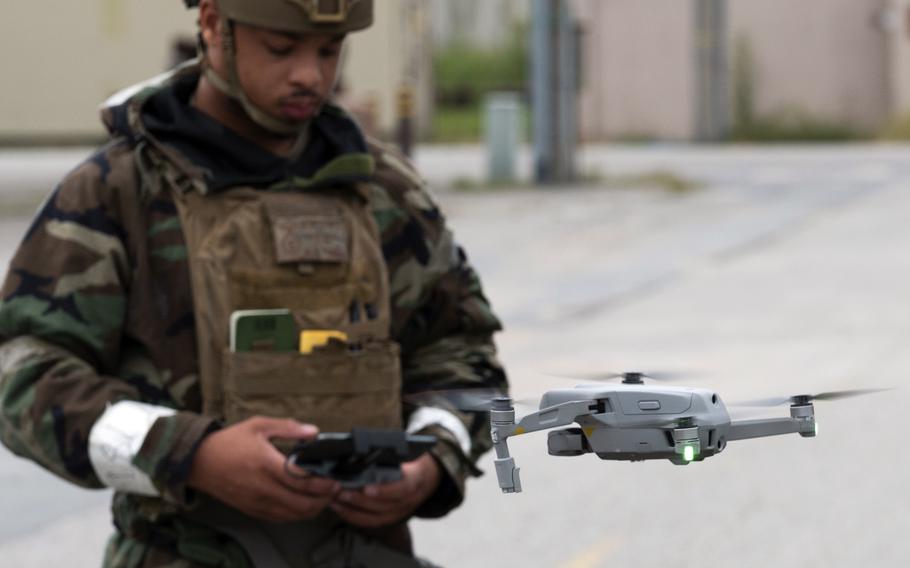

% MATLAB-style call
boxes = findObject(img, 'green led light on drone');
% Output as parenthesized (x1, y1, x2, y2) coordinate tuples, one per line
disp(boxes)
(683, 445, 695, 462)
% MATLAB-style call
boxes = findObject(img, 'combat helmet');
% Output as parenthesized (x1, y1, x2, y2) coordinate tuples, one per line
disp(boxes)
(184, 0, 373, 134)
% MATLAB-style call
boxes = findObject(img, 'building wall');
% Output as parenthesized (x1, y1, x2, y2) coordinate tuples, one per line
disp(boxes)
(575, 0, 901, 141)
(881, 0, 910, 118)
(0, 1, 429, 144)
(0, 1, 195, 141)
(343, 0, 434, 139)
(728, 0, 890, 133)
(575, 0, 696, 141)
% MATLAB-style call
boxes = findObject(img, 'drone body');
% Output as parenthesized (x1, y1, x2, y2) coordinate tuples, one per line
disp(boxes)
(541, 383, 733, 464)
(491, 374, 819, 494)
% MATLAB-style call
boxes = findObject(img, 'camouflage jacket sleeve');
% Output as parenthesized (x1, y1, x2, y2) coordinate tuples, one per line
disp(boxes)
(0, 143, 216, 503)
(370, 144, 508, 518)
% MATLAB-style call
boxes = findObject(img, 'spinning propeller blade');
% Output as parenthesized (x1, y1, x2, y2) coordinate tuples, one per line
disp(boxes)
(734, 388, 892, 407)
(545, 370, 692, 383)
(403, 388, 536, 412)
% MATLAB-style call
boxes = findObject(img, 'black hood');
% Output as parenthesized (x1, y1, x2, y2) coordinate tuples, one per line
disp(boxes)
(106, 70, 372, 191)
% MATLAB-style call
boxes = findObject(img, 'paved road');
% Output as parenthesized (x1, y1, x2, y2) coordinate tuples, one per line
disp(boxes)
(1, 145, 909, 566)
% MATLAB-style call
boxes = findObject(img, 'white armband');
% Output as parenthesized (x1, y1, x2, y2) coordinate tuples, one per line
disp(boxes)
(88, 401, 177, 496)
(407, 407, 472, 456)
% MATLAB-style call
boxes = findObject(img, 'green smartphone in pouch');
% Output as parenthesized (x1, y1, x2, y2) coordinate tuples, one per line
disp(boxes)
(229, 309, 297, 352)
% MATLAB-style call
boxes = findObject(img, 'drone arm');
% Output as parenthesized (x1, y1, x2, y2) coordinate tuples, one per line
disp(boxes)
(489, 400, 600, 494)
(512, 400, 601, 436)
(727, 407, 815, 442)
(727, 418, 800, 441)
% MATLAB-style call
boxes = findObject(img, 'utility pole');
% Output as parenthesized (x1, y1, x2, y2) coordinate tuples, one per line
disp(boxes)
(694, 0, 729, 142)
(555, 0, 579, 183)
(531, 0, 578, 184)
(397, 0, 424, 157)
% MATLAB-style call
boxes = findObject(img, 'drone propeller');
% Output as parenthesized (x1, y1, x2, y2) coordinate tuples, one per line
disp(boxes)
(734, 388, 892, 408)
(403, 388, 536, 412)
(546, 370, 691, 384)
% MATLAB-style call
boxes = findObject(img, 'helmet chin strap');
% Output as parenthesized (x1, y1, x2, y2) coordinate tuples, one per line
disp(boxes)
(206, 16, 312, 138)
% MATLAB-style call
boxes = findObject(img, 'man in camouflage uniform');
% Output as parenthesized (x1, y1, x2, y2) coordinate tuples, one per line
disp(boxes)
(0, 0, 507, 566)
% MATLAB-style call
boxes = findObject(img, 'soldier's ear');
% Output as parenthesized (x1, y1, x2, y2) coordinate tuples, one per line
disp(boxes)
(198, 0, 223, 53)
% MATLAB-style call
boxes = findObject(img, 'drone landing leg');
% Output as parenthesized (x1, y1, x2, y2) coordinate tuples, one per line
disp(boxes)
(493, 439, 522, 494)
(490, 400, 522, 493)
(490, 399, 600, 494)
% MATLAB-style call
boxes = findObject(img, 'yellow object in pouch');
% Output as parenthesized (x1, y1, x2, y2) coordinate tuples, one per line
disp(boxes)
(300, 330, 349, 354)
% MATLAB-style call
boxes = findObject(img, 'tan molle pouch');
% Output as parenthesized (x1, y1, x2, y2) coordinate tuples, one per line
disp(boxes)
(222, 340, 402, 430)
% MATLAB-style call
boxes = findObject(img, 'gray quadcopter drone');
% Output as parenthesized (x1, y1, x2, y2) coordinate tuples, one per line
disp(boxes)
(476, 372, 884, 494)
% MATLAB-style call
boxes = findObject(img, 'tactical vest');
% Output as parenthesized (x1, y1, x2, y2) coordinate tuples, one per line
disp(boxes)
(172, 182, 402, 431)
(167, 177, 433, 568)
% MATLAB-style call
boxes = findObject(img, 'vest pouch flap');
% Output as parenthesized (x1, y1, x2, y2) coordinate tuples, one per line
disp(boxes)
(221, 341, 403, 431)
(271, 214, 349, 265)
(264, 195, 350, 265)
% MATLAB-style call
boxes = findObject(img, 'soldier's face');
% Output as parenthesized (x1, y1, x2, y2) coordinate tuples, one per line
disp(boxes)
(232, 25, 345, 125)
(203, 14, 345, 128)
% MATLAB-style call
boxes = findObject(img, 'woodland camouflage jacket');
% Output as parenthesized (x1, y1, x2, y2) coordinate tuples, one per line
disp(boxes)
(0, 65, 506, 566)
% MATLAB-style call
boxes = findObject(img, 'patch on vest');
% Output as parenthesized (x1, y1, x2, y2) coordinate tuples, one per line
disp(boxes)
(271, 215, 349, 264)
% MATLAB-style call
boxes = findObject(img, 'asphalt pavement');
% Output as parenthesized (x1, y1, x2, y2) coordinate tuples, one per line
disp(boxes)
(1, 144, 909, 567)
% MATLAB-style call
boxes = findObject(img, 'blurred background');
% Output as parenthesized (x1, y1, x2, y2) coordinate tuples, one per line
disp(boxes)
(9, 0, 910, 151)
(2, 1, 910, 567)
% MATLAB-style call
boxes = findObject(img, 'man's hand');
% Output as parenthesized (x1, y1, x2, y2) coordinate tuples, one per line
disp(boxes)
(330, 453, 441, 528)
(188, 417, 341, 523)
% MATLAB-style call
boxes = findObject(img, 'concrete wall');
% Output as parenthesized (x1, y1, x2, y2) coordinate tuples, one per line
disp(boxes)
(728, 0, 890, 133)
(1, 1, 195, 141)
(0, 1, 429, 144)
(343, 0, 434, 139)
(575, 0, 696, 141)
(882, 0, 910, 118)
(575, 0, 903, 141)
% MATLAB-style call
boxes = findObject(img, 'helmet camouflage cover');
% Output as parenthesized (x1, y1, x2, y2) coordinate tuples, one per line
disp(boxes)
(185, 0, 373, 35)
(183, 0, 373, 135)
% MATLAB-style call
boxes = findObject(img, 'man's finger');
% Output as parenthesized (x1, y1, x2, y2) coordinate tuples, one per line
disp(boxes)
(250, 417, 319, 441)
(287, 475, 341, 497)
(263, 453, 340, 496)
(334, 490, 390, 515)
(360, 478, 413, 500)
(252, 437, 336, 494)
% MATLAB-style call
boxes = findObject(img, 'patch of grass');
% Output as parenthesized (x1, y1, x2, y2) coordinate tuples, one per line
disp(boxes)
(447, 169, 700, 195)
(608, 133, 662, 144)
(431, 106, 483, 143)
(614, 170, 701, 193)
(731, 108, 860, 143)
(450, 176, 483, 191)
(594, 170, 702, 194)
(731, 36, 861, 143)
(449, 176, 532, 192)
(430, 103, 530, 144)
(879, 113, 910, 140)
(434, 26, 528, 108)
(431, 25, 529, 143)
